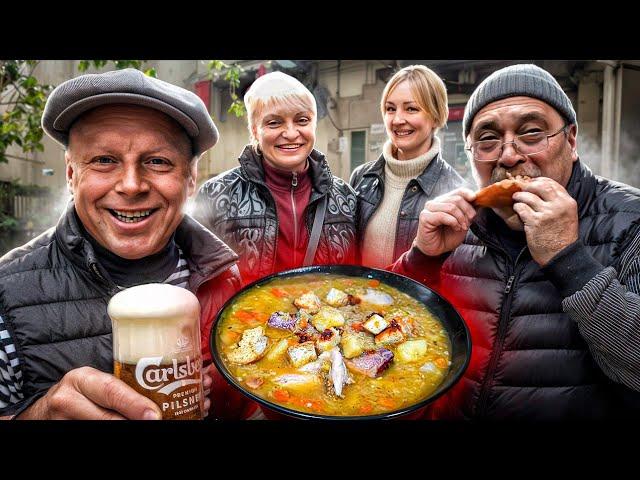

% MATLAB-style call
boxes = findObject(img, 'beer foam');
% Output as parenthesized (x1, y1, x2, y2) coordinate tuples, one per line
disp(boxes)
(108, 284, 202, 362)
(108, 283, 200, 321)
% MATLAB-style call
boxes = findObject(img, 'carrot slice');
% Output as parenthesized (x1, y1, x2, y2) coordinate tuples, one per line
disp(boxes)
(368, 279, 380, 287)
(273, 389, 290, 402)
(435, 357, 449, 369)
(378, 397, 397, 409)
(234, 310, 255, 320)
(271, 287, 289, 298)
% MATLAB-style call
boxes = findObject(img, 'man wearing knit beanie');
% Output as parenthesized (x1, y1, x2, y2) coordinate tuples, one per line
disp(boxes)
(392, 63, 640, 419)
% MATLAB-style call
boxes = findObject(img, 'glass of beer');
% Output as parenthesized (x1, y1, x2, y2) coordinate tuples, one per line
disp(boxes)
(108, 283, 204, 420)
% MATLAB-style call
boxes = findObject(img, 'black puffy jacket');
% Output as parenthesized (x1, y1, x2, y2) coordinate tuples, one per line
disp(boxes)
(0, 203, 240, 416)
(194, 145, 358, 284)
(350, 152, 466, 262)
(426, 161, 640, 419)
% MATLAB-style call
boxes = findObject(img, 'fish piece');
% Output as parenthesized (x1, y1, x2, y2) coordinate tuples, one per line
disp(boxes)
(226, 326, 269, 365)
(374, 320, 405, 346)
(316, 327, 342, 352)
(293, 292, 322, 314)
(299, 351, 331, 374)
(272, 373, 321, 391)
(328, 348, 353, 397)
(267, 311, 297, 331)
(345, 348, 394, 378)
(325, 288, 350, 307)
(311, 306, 345, 332)
(287, 341, 318, 368)
(363, 313, 389, 335)
(358, 289, 394, 307)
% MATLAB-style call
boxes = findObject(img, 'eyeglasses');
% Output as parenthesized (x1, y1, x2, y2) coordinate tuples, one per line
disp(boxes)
(466, 124, 569, 162)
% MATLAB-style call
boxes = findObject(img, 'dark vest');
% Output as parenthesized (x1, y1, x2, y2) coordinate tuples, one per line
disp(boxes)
(0, 204, 238, 407)
(431, 161, 640, 419)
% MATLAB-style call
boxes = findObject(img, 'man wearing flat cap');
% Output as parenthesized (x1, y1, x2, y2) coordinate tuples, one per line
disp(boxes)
(394, 64, 640, 419)
(0, 69, 247, 419)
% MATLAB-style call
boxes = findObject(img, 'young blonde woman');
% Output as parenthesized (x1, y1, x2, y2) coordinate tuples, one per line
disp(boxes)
(350, 65, 466, 268)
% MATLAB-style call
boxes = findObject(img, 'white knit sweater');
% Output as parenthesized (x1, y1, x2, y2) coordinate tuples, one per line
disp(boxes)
(361, 136, 441, 269)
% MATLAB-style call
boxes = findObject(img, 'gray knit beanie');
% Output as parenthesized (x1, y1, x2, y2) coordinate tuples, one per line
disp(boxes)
(462, 64, 577, 138)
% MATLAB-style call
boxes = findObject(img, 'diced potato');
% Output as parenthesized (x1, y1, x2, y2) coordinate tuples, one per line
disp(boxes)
(311, 306, 345, 332)
(316, 327, 341, 352)
(363, 314, 388, 335)
(341, 333, 366, 359)
(325, 288, 349, 307)
(287, 341, 318, 368)
(294, 292, 322, 314)
(265, 337, 292, 362)
(374, 325, 405, 346)
(395, 339, 429, 363)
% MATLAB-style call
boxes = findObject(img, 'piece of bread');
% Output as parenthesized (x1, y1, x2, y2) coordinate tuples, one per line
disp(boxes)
(473, 175, 531, 208)
(226, 326, 269, 364)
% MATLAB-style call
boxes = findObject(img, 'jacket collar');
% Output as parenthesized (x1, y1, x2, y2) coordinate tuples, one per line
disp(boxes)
(238, 144, 332, 196)
(55, 201, 238, 290)
(362, 151, 446, 198)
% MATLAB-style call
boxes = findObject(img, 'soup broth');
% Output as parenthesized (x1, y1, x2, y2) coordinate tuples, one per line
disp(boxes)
(216, 273, 451, 416)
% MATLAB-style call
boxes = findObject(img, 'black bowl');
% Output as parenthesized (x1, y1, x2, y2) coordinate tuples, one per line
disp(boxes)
(210, 265, 471, 420)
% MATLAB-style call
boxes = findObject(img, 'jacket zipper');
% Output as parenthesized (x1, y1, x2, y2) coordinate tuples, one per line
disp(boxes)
(291, 172, 298, 265)
(475, 247, 526, 417)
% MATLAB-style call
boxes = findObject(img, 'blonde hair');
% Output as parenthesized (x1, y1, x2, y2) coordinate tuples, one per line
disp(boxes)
(380, 65, 448, 130)
(244, 71, 317, 148)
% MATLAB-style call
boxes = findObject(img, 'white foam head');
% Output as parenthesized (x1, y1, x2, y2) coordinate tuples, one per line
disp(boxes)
(108, 283, 201, 363)
(108, 283, 200, 321)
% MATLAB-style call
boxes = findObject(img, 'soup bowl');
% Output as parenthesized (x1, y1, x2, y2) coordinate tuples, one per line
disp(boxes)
(210, 265, 471, 420)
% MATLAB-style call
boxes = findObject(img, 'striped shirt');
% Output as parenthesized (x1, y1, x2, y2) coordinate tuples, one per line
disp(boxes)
(562, 229, 640, 391)
(0, 247, 190, 410)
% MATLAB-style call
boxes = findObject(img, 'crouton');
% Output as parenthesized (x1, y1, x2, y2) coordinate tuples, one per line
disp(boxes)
(363, 313, 389, 335)
(287, 341, 318, 368)
(293, 292, 322, 313)
(226, 326, 269, 364)
(375, 323, 405, 346)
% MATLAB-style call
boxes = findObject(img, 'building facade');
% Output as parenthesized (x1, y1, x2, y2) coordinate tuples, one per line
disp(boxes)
(1, 59, 639, 254)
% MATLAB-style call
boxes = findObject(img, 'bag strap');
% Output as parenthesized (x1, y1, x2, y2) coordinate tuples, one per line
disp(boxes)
(303, 194, 328, 266)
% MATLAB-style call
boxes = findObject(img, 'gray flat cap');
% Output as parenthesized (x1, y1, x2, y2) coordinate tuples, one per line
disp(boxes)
(42, 68, 218, 156)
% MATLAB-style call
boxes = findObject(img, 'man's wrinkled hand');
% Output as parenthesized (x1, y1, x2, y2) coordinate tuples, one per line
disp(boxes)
(16, 366, 162, 420)
(413, 187, 477, 257)
(512, 177, 579, 266)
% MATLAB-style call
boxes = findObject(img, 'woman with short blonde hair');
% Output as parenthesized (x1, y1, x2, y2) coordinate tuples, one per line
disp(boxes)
(196, 71, 357, 285)
(351, 64, 465, 268)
